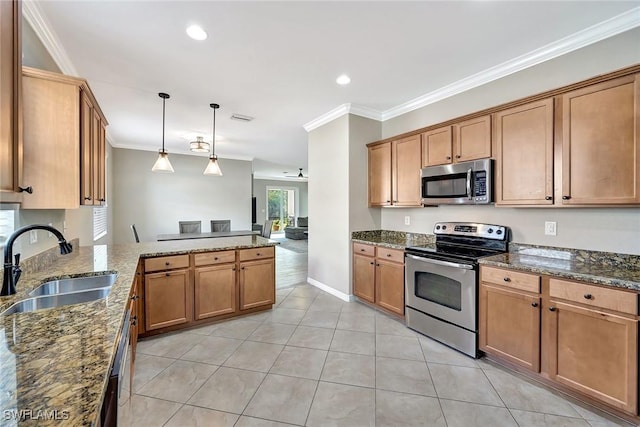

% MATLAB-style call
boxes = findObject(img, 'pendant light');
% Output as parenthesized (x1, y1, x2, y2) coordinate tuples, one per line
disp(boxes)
(203, 103, 223, 176)
(189, 136, 210, 153)
(151, 92, 174, 173)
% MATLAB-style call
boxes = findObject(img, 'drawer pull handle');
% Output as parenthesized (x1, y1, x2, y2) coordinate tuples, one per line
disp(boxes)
(370, 262, 374, 265)
(19, 186, 33, 194)
(165, 273, 170, 277)
(360, 249, 365, 252)
(387, 253, 392, 257)
(545, 196, 552, 201)
(257, 253, 261, 256)
(214, 257, 219, 260)
(531, 302, 538, 307)
(84, 196, 92, 201)
(562, 195, 571, 200)
(583, 293, 592, 300)
(131, 316, 137, 326)
(165, 262, 170, 266)
(503, 277, 511, 282)
(549, 306, 556, 312)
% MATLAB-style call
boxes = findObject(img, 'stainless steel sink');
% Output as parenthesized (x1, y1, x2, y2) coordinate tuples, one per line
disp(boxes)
(28, 273, 117, 297)
(1, 288, 112, 316)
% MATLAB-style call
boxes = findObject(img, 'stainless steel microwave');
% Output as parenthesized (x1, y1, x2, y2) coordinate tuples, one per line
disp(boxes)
(421, 159, 493, 205)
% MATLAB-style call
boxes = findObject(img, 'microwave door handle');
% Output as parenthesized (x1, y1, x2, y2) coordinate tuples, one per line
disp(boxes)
(406, 254, 474, 270)
(466, 168, 473, 200)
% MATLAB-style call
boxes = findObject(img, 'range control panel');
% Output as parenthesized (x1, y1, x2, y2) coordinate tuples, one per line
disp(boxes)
(433, 222, 507, 240)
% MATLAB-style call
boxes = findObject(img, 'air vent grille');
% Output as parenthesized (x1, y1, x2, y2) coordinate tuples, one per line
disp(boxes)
(231, 114, 254, 122)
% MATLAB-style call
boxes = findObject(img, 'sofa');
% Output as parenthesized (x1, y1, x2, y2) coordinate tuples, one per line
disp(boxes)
(284, 217, 308, 240)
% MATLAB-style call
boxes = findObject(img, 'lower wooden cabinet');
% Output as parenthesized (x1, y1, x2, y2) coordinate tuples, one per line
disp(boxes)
(240, 259, 275, 310)
(144, 269, 190, 331)
(194, 264, 237, 319)
(352, 243, 405, 316)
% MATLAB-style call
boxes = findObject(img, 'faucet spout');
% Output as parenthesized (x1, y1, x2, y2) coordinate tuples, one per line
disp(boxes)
(1, 224, 73, 297)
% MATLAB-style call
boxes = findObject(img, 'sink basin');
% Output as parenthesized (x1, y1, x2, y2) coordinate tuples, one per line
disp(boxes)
(1, 288, 112, 316)
(29, 273, 117, 297)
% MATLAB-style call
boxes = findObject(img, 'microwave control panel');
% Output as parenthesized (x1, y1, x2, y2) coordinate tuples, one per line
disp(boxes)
(474, 171, 487, 202)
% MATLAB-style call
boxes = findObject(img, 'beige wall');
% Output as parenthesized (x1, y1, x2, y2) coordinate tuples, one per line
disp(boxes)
(111, 148, 252, 244)
(380, 27, 640, 255)
(253, 179, 308, 226)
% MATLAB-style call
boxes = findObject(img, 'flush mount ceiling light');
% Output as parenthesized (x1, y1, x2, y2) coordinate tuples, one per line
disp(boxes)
(186, 24, 207, 41)
(336, 74, 351, 85)
(151, 92, 174, 173)
(203, 103, 223, 176)
(189, 136, 210, 153)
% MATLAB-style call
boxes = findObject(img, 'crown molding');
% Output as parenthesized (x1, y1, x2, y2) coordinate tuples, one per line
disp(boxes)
(304, 7, 640, 129)
(22, 0, 78, 76)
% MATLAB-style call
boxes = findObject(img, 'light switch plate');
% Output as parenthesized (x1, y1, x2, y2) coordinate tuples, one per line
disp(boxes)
(29, 230, 38, 244)
(545, 221, 557, 236)
(404, 216, 411, 225)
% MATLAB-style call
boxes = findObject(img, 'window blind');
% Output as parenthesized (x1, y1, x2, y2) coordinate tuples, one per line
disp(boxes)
(93, 207, 107, 241)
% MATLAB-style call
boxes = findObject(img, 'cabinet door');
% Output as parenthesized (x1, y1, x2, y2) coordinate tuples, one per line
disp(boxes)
(97, 121, 106, 204)
(375, 259, 404, 315)
(194, 264, 237, 320)
(353, 253, 375, 303)
(421, 126, 452, 166)
(479, 284, 540, 372)
(144, 269, 190, 331)
(392, 135, 422, 206)
(135, 263, 145, 335)
(495, 98, 554, 205)
(368, 142, 392, 206)
(91, 109, 101, 205)
(239, 259, 275, 310)
(547, 301, 637, 413)
(561, 74, 640, 204)
(80, 92, 94, 205)
(454, 115, 491, 162)
(0, 0, 22, 203)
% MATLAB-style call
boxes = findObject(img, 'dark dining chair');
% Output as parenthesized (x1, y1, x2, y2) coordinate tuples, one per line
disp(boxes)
(179, 221, 201, 234)
(210, 220, 231, 232)
(130, 224, 140, 243)
(262, 220, 273, 238)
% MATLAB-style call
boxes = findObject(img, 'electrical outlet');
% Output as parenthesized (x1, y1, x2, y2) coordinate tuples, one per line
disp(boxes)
(29, 230, 38, 244)
(545, 221, 557, 236)
(404, 216, 411, 226)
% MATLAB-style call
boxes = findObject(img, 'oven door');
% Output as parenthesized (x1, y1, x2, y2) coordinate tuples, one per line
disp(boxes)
(405, 254, 477, 331)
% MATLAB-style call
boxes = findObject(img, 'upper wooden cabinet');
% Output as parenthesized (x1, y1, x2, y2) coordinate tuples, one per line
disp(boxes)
(495, 99, 554, 205)
(0, 0, 23, 203)
(368, 135, 421, 207)
(21, 67, 108, 209)
(560, 74, 640, 205)
(421, 115, 491, 167)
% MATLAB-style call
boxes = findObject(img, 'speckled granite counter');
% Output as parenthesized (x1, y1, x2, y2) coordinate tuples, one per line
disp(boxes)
(351, 230, 434, 250)
(479, 244, 640, 292)
(0, 236, 277, 426)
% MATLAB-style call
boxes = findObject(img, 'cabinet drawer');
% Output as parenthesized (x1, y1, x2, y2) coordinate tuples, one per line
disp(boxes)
(549, 279, 638, 315)
(145, 255, 190, 272)
(353, 243, 375, 257)
(376, 247, 404, 264)
(481, 266, 540, 293)
(239, 246, 275, 261)
(194, 250, 236, 266)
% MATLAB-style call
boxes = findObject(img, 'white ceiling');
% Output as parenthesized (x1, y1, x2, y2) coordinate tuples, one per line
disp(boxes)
(30, 1, 639, 179)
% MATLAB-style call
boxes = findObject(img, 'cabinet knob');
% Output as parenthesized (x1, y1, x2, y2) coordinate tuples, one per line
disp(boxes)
(549, 306, 556, 312)
(257, 253, 261, 256)
(84, 196, 92, 201)
(531, 302, 538, 307)
(455, 155, 461, 159)
(165, 273, 170, 277)
(545, 196, 552, 201)
(99, 198, 105, 202)
(376, 263, 380, 267)
(503, 277, 511, 282)
(130, 295, 136, 300)
(241, 267, 245, 270)
(131, 316, 137, 326)
(370, 261, 374, 265)
(446, 156, 451, 160)
(386, 200, 391, 203)
(18, 186, 33, 194)
(562, 195, 571, 200)
(165, 262, 170, 266)
(214, 257, 219, 260)
(583, 293, 592, 300)
(360, 249, 365, 252)
(386, 253, 392, 257)
(232, 267, 236, 271)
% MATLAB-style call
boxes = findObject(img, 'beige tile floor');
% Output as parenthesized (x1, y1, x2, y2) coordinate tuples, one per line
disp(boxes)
(121, 281, 637, 427)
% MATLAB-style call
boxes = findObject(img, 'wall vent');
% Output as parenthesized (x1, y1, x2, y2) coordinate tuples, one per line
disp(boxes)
(231, 113, 254, 122)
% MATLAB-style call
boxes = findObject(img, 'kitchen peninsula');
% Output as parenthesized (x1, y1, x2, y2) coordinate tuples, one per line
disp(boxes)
(0, 235, 277, 426)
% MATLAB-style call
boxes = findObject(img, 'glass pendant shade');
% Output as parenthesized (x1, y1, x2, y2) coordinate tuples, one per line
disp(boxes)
(152, 150, 174, 173)
(203, 155, 222, 176)
(190, 136, 210, 153)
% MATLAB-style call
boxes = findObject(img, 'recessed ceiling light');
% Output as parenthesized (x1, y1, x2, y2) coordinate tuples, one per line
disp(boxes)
(186, 25, 207, 41)
(336, 74, 351, 85)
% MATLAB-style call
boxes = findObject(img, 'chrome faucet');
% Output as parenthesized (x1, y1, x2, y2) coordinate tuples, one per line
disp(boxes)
(2, 224, 73, 296)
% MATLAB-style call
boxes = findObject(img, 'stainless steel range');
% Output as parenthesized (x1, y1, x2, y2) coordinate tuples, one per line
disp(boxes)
(405, 222, 509, 358)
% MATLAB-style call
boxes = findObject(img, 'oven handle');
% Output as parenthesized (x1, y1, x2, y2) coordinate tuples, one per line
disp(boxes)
(466, 168, 472, 200)
(406, 254, 474, 270)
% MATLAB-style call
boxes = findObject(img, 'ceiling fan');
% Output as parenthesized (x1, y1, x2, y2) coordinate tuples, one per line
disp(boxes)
(285, 168, 307, 178)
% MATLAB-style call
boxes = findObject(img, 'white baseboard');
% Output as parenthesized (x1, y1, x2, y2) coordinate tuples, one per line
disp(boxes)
(307, 277, 354, 302)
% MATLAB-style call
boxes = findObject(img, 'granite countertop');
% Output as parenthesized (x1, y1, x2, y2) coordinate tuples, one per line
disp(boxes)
(479, 245, 640, 292)
(351, 230, 435, 250)
(0, 236, 277, 426)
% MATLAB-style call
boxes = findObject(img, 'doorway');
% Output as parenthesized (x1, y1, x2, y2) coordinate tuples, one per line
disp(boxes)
(267, 187, 297, 235)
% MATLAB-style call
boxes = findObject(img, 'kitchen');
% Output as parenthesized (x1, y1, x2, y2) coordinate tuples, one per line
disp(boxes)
(2, 1, 640, 426)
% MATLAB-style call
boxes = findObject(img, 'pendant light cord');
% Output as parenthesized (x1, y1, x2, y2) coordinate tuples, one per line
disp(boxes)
(162, 97, 166, 152)
(210, 103, 219, 157)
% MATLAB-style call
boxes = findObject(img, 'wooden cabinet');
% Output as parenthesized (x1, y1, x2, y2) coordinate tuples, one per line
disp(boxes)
(0, 0, 22, 203)
(239, 258, 275, 310)
(421, 115, 491, 168)
(352, 243, 405, 316)
(495, 98, 554, 205)
(20, 67, 107, 209)
(144, 269, 190, 331)
(479, 266, 541, 372)
(195, 263, 237, 320)
(368, 136, 421, 207)
(546, 282, 638, 413)
(561, 74, 640, 205)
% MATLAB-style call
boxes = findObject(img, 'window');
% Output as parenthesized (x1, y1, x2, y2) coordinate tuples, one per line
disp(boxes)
(0, 210, 16, 247)
(93, 207, 107, 241)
